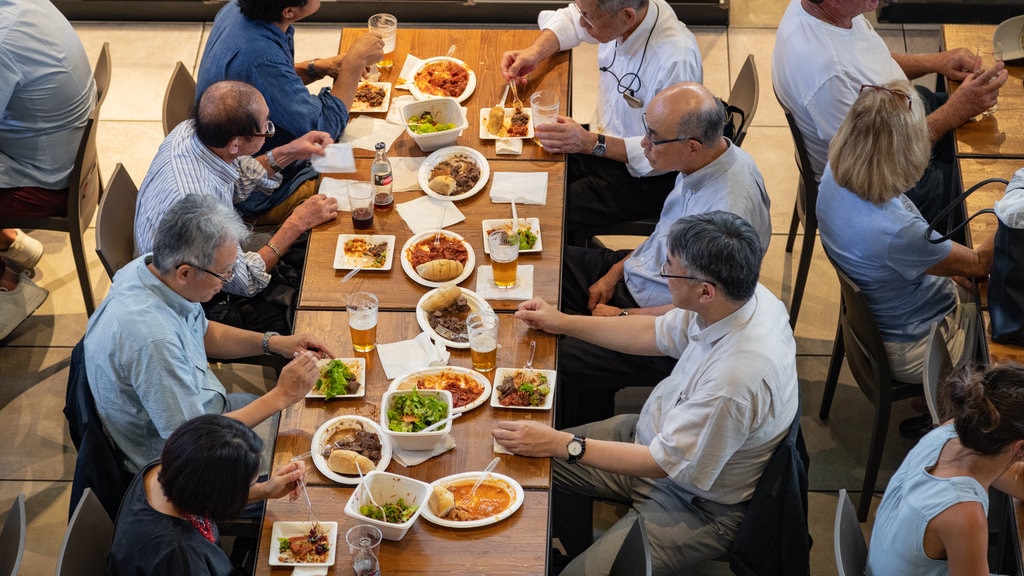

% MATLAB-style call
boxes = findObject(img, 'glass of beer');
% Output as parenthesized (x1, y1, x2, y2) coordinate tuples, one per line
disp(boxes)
(346, 292, 378, 352)
(467, 311, 499, 373)
(488, 230, 519, 289)
(348, 182, 374, 230)
(368, 13, 397, 69)
(529, 90, 560, 148)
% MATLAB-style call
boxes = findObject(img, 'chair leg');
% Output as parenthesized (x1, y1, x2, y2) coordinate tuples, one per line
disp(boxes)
(788, 224, 815, 328)
(785, 198, 799, 253)
(859, 399, 892, 522)
(819, 321, 844, 421)
(70, 234, 96, 315)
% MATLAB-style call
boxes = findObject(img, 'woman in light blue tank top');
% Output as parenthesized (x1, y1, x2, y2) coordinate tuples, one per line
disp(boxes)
(866, 363, 1024, 575)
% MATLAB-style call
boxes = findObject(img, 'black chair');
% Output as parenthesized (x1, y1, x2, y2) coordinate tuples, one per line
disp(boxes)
(609, 516, 651, 576)
(819, 258, 922, 521)
(55, 487, 113, 576)
(0, 494, 25, 576)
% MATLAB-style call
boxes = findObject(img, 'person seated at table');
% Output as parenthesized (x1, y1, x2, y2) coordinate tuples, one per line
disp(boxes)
(108, 414, 306, 576)
(866, 362, 1024, 575)
(818, 79, 993, 385)
(86, 194, 333, 475)
(556, 82, 771, 428)
(196, 0, 382, 224)
(772, 0, 1007, 226)
(495, 211, 799, 575)
(500, 0, 702, 244)
(135, 80, 338, 334)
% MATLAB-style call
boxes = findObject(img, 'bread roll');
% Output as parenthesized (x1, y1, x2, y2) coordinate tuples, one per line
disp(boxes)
(422, 283, 462, 311)
(428, 175, 456, 196)
(430, 485, 456, 517)
(416, 259, 464, 282)
(327, 449, 375, 475)
(486, 106, 505, 135)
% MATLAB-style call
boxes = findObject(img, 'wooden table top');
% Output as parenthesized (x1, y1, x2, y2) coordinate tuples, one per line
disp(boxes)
(301, 158, 564, 311)
(943, 24, 1024, 158)
(340, 27, 571, 162)
(275, 310, 556, 489)
(255, 487, 549, 576)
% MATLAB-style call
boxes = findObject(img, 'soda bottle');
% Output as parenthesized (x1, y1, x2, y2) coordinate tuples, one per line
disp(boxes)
(371, 142, 394, 212)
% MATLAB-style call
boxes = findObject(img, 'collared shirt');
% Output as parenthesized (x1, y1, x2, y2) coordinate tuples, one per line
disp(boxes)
(84, 256, 228, 474)
(623, 141, 771, 307)
(135, 120, 275, 297)
(772, 0, 906, 180)
(636, 284, 799, 504)
(539, 0, 702, 177)
(0, 0, 96, 189)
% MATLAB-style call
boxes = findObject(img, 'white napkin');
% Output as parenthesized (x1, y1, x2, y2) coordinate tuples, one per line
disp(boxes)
(376, 332, 450, 380)
(489, 172, 548, 205)
(309, 143, 356, 173)
(394, 56, 424, 91)
(495, 138, 523, 155)
(386, 95, 418, 125)
(292, 566, 328, 576)
(338, 116, 405, 152)
(392, 157, 425, 191)
(396, 196, 466, 235)
(475, 265, 534, 300)
(493, 437, 514, 455)
(392, 434, 457, 467)
(318, 178, 354, 211)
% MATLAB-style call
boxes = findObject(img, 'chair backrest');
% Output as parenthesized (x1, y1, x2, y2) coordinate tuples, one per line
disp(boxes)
(775, 91, 820, 229)
(93, 42, 111, 112)
(835, 489, 868, 576)
(95, 164, 139, 279)
(0, 493, 25, 576)
(69, 117, 102, 241)
(162, 61, 196, 136)
(922, 321, 953, 426)
(728, 54, 759, 147)
(609, 516, 651, 576)
(830, 261, 894, 404)
(55, 488, 113, 576)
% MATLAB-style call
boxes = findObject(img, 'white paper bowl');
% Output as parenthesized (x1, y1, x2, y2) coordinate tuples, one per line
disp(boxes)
(402, 97, 467, 152)
(344, 471, 432, 541)
(380, 389, 453, 451)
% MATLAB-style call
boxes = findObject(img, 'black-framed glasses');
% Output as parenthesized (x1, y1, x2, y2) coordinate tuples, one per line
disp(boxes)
(642, 113, 703, 147)
(253, 120, 276, 138)
(659, 261, 716, 285)
(859, 84, 912, 110)
(178, 263, 235, 284)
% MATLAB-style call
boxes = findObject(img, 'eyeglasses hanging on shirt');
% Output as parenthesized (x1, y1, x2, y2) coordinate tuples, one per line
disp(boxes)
(598, 3, 659, 109)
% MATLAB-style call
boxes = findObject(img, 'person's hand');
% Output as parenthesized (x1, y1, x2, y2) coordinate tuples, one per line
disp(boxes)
(948, 61, 1008, 121)
(342, 33, 385, 73)
(587, 273, 617, 311)
(287, 194, 338, 231)
(533, 117, 592, 154)
(938, 47, 981, 81)
(259, 461, 306, 501)
(274, 350, 320, 404)
(281, 131, 333, 161)
(271, 334, 336, 359)
(515, 297, 565, 334)
(492, 420, 568, 457)
(501, 49, 540, 83)
(591, 304, 624, 317)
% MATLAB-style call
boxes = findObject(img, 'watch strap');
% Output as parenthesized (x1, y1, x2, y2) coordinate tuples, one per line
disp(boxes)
(265, 149, 284, 172)
(307, 58, 323, 80)
(592, 133, 607, 157)
(567, 435, 587, 464)
(261, 331, 279, 355)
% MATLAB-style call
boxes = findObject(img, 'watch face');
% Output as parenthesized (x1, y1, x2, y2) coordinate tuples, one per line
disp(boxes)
(568, 440, 582, 456)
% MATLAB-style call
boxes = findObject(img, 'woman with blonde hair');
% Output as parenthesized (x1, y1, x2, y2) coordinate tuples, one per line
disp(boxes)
(867, 363, 1024, 574)
(817, 79, 993, 383)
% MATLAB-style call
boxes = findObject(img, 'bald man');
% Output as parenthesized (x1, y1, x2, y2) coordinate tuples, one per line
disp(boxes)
(135, 80, 338, 334)
(556, 82, 772, 428)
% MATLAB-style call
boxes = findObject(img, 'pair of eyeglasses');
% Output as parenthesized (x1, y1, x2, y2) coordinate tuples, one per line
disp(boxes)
(178, 263, 235, 284)
(570, 1, 600, 28)
(253, 120, 276, 138)
(641, 113, 703, 147)
(659, 261, 716, 285)
(859, 84, 912, 110)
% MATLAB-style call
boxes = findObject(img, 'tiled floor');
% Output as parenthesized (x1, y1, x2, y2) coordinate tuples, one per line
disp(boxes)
(0, 1, 946, 574)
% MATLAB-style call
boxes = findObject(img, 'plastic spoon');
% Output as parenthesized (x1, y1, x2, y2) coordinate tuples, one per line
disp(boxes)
(510, 199, 519, 232)
(461, 457, 501, 507)
(524, 340, 536, 372)
(355, 460, 387, 522)
(420, 412, 463, 433)
(434, 202, 447, 246)
(342, 265, 362, 283)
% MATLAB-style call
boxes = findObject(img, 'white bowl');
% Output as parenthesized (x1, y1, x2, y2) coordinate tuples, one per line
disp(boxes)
(401, 97, 467, 152)
(344, 471, 431, 541)
(380, 389, 453, 451)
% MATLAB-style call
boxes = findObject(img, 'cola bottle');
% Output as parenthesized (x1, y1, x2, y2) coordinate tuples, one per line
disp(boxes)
(371, 141, 394, 212)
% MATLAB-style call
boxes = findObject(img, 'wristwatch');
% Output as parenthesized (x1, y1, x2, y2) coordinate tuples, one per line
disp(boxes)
(566, 435, 587, 464)
(619, 308, 631, 316)
(265, 149, 284, 172)
(307, 58, 323, 80)
(261, 331, 279, 355)
(591, 134, 606, 158)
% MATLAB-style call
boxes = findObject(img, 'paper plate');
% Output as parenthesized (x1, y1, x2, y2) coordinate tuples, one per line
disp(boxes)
(307, 358, 367, 399)
(419, 472, 524, 528)
(387, 366, 491, 415)
(408, 56, 477, 103)
(333, 234, 395, 270)
(268, 521, 338, 566)
(489, 367, 557, 410)
(418, 146, 490, 202)
(350, 82, 392, 113)
(415, 287, 493, 349)
(478, 107, 534, 139)
(400, 229, 475, 288)
(311, 415, 392, 485)
(481, 218, 542, 254)
(995, 15, 1024, 62)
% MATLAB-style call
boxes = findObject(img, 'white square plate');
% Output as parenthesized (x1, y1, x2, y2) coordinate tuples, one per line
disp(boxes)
(489, 367, 556, 410)
(333, 234, 395, 270)
(481, 218, 542, 254)
(268, 521, 338, 566)
(350, 82, 391, 113)
(307, 358, 367, 399)
(478, 107, 534, 139)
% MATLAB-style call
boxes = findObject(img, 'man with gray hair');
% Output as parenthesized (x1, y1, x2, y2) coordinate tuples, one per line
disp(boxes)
(86, 194, 333, 474)
(501, 0, 702, 243)
(497, 211, 799, 574)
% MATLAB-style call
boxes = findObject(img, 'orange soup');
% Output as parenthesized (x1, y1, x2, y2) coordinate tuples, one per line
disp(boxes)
(446, 480, 513, 521)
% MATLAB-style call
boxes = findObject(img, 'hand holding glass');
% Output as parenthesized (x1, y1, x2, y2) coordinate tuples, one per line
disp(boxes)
(368, 14, 397, 69)
(975, 41, 1004, 118)
(530, 90, 560, 149)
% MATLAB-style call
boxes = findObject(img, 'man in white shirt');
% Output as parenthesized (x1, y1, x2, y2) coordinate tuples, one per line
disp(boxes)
(501, 0, 702, 244)
(496, 210, 798, 575)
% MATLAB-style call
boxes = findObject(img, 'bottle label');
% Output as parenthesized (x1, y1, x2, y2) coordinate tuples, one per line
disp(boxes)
(374, 173, 393, 187)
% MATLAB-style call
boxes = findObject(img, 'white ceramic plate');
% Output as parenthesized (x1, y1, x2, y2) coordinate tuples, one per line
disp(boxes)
(419, 472, 524, 528)
(387, 366, 491, 415)
(415, 287, 493, 349)
(350, 82, 392, 113)
(268, 521, 338, 566)
(478, 107, 534, 139)
(333, 234, 396, 271)
(417, 146, 490, 202)
(311, 415, 392, 485)
(408, 57, 477, 103)
(307, 358, 367, 399)
(481, 218, 542, 254)
(400, 230, 475, 288)
(489, 368, 557, 411)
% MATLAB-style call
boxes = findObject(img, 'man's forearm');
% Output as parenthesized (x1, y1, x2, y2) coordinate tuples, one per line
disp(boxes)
(892, 52, 940, 80)
(559, 314, 662, 356)
(204, 321, 269, 359)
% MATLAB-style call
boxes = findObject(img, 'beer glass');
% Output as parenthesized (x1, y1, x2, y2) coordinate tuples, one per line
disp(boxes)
(346, 292, 378, 352)
(467, 311, 499, 373)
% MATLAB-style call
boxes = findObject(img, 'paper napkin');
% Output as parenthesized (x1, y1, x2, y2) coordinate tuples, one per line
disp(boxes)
(493, 437, 514, 455)
(337, 116, 405, 152)
(392, 434, 457, 467)
(394, 56, 424, 91)
(292, 566, 328, 576)
(391, 157, 426, 191)
(396, 196, 466, 235)
(495, 138, 523, 155)
(309, 143, 356, 173)
(376, 332, 450, 380)
(475, 265, 534, 300)
(489, 172, 548, 205)
(317, 178, 354, 211)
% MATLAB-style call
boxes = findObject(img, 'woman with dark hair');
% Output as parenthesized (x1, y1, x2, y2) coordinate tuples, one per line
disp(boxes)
(108, 414, 305, 575)
(866, 363, 1024, 575)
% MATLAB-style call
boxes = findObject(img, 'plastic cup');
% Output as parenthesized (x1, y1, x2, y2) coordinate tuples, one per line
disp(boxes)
(348, 182, 374, 230)
(368, 14, 397, 69)
(529, 90, 560, 148)
(467, 311, 499, 373)
(346, 292, 378, 352)
(976, 41, 1004, 118)
(488, 230, 519, 289)
(346, 524, 382, 574)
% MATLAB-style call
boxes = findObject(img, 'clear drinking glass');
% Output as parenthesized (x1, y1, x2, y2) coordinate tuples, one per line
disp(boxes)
(346, 524, 382, 575)
(368, 14, 397, 69)
(529, 90, 560, 148)
(488, 231, 519, 288)
(467, 311, 499, 373)
(976, 40, 1004, 118)
(346, 292, 378, 353)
